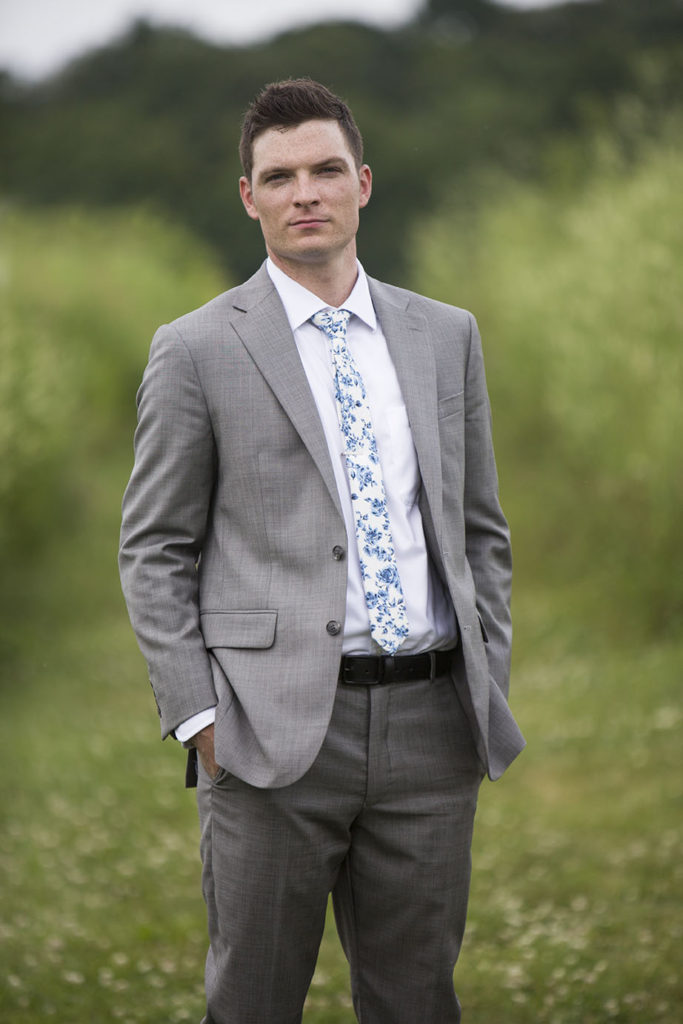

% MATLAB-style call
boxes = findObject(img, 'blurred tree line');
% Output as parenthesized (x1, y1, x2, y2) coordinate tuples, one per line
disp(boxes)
(2, 0, 683, 284)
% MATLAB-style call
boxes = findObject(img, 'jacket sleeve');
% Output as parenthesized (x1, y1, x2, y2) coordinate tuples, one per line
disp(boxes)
(118, 324, 218, 737)
(463, 312, 513, 698)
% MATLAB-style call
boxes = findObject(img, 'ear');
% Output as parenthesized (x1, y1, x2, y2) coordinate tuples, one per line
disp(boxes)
(239, 176, 260, 221)
(358, 164, 372, 209)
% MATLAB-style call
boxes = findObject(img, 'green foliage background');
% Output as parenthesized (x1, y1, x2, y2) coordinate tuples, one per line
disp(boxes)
(1, 1, 682, 1021)
(0, 208, 226, 558)
(412, 130, 683, 639)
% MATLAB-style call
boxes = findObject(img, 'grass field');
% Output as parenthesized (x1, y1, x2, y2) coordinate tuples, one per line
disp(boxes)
(1, 454, 681, 1024)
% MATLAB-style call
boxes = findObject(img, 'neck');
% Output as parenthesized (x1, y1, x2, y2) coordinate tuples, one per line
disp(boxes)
(267, 249, 359, 308)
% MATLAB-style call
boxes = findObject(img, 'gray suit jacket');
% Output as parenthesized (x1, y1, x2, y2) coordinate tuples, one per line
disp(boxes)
(119, 264, 524, 786)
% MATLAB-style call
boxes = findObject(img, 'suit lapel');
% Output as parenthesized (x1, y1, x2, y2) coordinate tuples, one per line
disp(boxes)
(228, 266, 343, 519)
(369, 279, 444, 548)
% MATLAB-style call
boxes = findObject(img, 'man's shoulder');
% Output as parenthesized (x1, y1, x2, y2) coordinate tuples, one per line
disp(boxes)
(368, 276, 474, 327)
(162, 263, 276, 342)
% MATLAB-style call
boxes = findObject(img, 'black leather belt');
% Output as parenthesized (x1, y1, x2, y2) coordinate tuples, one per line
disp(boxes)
(339, 649, 455, 685)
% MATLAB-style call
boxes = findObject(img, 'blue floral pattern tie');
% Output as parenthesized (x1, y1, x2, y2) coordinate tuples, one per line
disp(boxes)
(311, 308, 409, 654)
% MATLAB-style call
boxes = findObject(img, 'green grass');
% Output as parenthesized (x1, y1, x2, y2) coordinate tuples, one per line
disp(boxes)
(458, 629, 683, 1023)
(1, 461, 680, 1022)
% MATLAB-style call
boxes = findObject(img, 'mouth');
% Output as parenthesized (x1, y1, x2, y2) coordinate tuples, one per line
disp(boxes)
(290, 218, 329, 228)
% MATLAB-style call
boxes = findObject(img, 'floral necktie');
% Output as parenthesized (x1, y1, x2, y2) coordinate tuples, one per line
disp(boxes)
(311, 308, 409, 654)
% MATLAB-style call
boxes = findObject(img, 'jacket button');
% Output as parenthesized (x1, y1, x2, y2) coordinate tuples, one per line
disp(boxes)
(332, 545, 345, 561)
(326, 620, 342, 636)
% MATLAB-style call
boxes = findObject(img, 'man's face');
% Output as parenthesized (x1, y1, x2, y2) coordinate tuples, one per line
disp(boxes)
(239, 119, 372, 273)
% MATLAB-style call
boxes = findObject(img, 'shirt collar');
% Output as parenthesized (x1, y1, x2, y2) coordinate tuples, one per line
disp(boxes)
(266, 258, 377, 332)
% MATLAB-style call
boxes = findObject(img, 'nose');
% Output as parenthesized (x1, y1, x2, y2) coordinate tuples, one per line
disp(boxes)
(293, 172, 320, 207)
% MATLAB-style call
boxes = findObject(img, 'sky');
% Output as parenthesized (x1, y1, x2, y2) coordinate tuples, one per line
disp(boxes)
(0, 0, 570, 81)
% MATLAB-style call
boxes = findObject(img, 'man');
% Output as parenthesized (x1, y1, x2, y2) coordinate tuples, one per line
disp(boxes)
(119, 78, 524, 1023)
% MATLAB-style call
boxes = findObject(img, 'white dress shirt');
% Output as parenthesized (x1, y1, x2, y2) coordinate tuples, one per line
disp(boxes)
(175, 260, 457, 742)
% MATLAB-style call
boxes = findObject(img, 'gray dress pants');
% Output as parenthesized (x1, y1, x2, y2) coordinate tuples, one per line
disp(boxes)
(196, 668, 483, 1024)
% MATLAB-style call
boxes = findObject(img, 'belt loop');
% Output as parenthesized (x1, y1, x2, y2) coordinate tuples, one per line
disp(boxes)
(429, 650, 436, 682)
(383, 656, 395, 684)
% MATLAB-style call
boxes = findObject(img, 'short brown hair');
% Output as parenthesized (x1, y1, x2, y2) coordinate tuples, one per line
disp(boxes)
(239, 78, 364, 181)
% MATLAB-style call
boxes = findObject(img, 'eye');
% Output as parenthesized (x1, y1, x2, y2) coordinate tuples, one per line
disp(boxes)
(319, 165, 342, 175)
(264, 172, 288, 184)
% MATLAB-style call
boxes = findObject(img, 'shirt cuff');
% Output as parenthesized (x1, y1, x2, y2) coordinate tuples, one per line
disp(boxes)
(174, 706, 216, 745)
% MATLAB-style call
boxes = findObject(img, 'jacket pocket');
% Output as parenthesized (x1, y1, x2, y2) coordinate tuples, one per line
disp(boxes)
(200, 610, 277, 649)
(438, 390, 464, 419)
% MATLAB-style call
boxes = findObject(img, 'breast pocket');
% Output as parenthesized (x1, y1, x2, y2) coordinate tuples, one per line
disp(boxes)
(438, 390, 465, 420)
(437, 391, 465, 491)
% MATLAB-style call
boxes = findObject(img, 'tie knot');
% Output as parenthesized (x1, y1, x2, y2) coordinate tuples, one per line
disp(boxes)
(311, 308, 351, 340)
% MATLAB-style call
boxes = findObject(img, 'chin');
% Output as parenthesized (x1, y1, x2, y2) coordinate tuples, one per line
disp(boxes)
(286, 247, 332, 265)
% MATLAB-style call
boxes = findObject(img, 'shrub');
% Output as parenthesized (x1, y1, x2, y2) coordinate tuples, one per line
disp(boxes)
(411, 138, 683, 639)
(0, 205, 226, 555)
